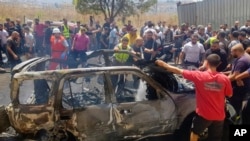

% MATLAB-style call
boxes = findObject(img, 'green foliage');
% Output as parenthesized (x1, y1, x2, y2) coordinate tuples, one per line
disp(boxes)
(73, 0, 157, 20)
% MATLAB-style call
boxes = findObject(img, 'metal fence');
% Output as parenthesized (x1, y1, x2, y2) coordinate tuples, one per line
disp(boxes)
(177, 0, 250, 30)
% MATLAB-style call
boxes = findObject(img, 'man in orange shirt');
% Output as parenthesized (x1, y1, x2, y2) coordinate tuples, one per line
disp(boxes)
(49, 28, 69, 70)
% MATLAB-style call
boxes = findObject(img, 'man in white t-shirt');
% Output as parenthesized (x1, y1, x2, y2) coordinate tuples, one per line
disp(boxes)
(180, 34, 205, 67)
(109, 22, 118, 49)
(143, 23, 157, 38)
(24, 26, 35, 60)
(0, 24, 9, 66)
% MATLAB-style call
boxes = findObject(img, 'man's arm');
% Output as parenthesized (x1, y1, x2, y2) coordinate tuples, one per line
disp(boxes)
(199, 59, 207, 71)
(6, 45, 18, 60)
(228, 71, 240, 81)
(86, 37, 90, 51)
(71, 36, 76, 50)
(100, 35, 108, 48)
(62, 39, 69, 53)
(246, 47, 250, 54)
(156, 60, 184, 74)
(113, 45, 119, 52)
(180, 51, 185, 64)
(173, 33, 184, 39)
(235, 70, 250, 81)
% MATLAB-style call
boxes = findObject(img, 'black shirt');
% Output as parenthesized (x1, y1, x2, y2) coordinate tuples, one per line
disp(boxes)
(95, 24, 102, 42)
(103, 22, 111, 33)
(100, 33, 109, 49)
(205, 49, 228, 72)
(6, 38, 19, 61)
(7, 27, 17, 36)
(15, 24, 23, 38)
(143, 39, 157, 61)
(132, 44, 144, 59)
(44, 27, 53, 45)
(174, 31, 187, 49)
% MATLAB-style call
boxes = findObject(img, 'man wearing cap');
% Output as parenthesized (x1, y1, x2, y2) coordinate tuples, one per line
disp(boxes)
(69, 26, 90, 68)
(199, 38, 228, 72)
(49, 28, 69, 70)
(156, 54, 232, 141)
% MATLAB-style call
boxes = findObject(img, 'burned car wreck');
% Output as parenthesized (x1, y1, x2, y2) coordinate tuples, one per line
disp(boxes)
(0, 50, 229, 141)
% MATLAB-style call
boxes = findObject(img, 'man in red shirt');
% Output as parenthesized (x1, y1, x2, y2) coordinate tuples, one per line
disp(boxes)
(156, 54, 232, 141)
(34, 18, 46, 56)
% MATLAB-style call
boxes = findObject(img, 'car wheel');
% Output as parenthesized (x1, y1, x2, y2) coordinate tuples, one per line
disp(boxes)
(0, 105, 11, 133)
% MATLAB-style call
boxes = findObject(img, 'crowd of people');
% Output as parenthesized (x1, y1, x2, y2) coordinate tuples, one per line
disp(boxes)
(0, 16, 250, 141)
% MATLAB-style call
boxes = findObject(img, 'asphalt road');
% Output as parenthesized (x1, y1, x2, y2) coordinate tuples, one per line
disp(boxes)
(0, 68, 11, 106)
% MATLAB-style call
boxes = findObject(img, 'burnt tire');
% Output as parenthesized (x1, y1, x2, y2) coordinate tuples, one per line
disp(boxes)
(0, 105, 11, 133)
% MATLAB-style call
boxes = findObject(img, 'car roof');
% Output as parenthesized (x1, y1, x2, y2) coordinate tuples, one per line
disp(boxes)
(13, 66, 144, 80)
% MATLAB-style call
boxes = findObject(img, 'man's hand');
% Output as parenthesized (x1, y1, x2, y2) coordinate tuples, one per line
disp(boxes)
(236, 80, 244, 86)
(156, 60, 168, 68)
(13, 54, 19, 60)
(156, 60, 183, 74)
(199, 66, 206, 71)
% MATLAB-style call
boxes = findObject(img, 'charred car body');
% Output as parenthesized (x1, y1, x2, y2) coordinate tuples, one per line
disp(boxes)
(0, 50, 234, 141)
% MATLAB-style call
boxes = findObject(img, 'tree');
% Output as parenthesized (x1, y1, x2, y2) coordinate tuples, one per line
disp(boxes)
(73, 0, 157, 21)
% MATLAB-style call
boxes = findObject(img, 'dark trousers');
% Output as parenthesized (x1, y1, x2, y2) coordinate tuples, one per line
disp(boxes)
(68, 50, 87, 69)
(44, 43, 51, 56)
(35, 36, 44, 56)
(242, 98, 250, 124)
(0, 44, 7, 64)
(229, 86, 248, 115)
(184, 60, 200, 68)
(192, 114, 224, 141)
(10, 58, 22, 80)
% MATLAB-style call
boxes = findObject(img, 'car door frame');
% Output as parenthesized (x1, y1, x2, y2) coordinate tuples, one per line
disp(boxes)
(106, 70, 178, 139)
(55, 71, 120, 141)
(7, 73, 56, 134)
